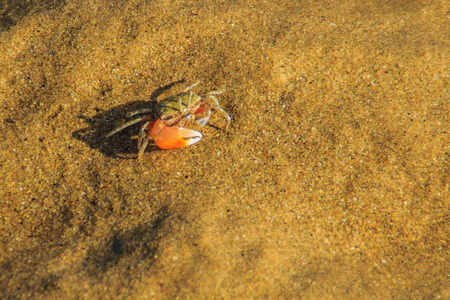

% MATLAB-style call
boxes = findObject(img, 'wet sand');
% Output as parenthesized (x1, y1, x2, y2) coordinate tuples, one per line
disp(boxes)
(1, 0, 449, 298)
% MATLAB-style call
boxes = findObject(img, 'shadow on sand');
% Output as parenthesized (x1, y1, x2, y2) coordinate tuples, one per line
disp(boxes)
(72, 80, 185, 158)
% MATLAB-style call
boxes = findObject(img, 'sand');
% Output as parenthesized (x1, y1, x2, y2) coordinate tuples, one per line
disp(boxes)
(0, 0, 449, 298)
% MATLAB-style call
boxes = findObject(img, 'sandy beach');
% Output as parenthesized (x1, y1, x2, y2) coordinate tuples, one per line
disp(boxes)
(0, 0, 449, 298)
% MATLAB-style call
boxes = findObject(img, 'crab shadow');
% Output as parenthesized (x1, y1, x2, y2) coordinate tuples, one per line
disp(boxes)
(72, 80, 185, 158)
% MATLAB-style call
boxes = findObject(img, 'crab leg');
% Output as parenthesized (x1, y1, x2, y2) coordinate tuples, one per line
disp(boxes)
(149, 119, 202, 149)
(127, 108, 153, 118)
(105, 115, 152, 137)
(195, 104, 212, 127)
(183, 82, 200, 92)
(138, 132, 149, 159)
(204, 94, 231, 130)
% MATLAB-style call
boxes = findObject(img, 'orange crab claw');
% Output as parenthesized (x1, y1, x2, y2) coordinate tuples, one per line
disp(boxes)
(149, 119, 202, 149)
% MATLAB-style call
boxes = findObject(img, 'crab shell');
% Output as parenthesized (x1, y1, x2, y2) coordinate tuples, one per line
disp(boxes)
(157, 92, 204, 126)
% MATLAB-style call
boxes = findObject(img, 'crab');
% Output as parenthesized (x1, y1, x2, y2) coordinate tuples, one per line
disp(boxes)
(105, 82, 231, 157)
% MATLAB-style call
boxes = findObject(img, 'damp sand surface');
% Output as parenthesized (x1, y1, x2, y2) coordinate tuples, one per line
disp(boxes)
(0, 0, 449, 298)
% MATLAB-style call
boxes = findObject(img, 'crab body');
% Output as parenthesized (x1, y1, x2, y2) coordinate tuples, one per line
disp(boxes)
(157, 92, 202, 125)
(106, 82, 231, 157)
